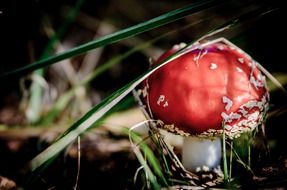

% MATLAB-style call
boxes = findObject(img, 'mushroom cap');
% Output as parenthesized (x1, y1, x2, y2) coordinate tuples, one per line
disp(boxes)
(140, 39, 269, 138)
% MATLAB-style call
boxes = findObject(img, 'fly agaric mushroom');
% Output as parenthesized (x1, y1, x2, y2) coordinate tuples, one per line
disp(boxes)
(138, 38, 269, 173)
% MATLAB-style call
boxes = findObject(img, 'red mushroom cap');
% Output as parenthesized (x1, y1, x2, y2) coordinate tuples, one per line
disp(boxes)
(140, 39, 269, 138)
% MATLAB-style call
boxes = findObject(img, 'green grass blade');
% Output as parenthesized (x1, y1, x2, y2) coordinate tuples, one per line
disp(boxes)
(126, 128, 166, 189)
(0, 0, 218, 77)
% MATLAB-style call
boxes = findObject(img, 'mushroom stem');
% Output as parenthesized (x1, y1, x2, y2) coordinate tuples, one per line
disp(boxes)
(182, 136, 222, 172)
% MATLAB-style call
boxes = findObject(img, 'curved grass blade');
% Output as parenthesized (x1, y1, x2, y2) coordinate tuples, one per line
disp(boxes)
(0, 0, 218, 77)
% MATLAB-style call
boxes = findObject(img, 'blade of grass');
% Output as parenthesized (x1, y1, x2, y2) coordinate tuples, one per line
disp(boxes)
(0, 0, 218, 77)
(126, 127, 167, 189)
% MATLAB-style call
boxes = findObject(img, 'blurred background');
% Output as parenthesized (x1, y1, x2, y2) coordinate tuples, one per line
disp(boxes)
(0, 0, 286, 189)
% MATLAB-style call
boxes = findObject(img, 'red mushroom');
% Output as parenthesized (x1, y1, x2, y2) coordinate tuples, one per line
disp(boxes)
(139, 38, 269, 173)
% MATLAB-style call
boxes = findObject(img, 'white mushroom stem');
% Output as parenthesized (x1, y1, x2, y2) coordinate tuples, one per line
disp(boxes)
(182, 136, 222, 172)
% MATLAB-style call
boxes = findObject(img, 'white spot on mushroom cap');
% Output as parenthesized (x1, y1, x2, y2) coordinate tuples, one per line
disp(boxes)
(238, 108, 248, 116)
(225, 125, 232, 131)
(244, 100, 257, 109)
(238, 58, 244, 64)
(163, 101, 168, 107)
(250, 76, 265, 89)
(221, 112, 241, 123)
(157, 95, 169, 108)
(236, 67, 243, 73)
(222, 96, 233, 111)
(157, 95, 165, 105)
(231, 113, 241, 120)
(248, 111, 260, 121)
(217, 45, 224, 50)
(221, 112, 229, 121)
(210, 63, 217, 70)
